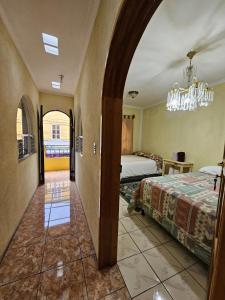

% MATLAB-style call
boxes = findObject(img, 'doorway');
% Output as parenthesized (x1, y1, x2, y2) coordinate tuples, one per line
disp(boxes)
(43, 111, 70, 172)
(38, 106, 75, 184)
(99, 0, 225, 299)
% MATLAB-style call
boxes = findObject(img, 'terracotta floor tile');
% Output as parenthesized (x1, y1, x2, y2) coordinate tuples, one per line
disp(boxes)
(37, 260, 86, 299)
(83, 255, 125, 299)
(0, 274, 40, 300)
(0, 242, 44, 285)
(42, 234, 81, 271)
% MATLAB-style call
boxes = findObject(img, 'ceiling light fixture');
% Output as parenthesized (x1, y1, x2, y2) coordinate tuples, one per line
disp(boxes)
(128, 90, 139, 99)
(42, 33, 59, 56)
(167, 50, 214, 111)
(52, 81, 60, 89)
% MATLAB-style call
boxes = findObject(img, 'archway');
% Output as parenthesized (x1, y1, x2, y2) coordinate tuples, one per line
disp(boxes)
(99, 0, 162, 268)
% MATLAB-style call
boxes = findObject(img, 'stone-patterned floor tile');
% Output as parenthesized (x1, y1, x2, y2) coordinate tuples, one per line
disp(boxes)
(143, 245, 184, 281)
(187, 262, 209, 290)
(49, 206, 71, 220)
(37, 260, 86, 299)
(47, 218, 77, 238)
(118, 221, 127, 236)
(83, 255, 125, 299)
(163, 270, 206, 300)
(0, 242, 44, 285)
(117, 234, 140, 261)
(0, 274, 40, 300)
(103, 287, 131, 299)
(120, 216, 145, 233)
(119, 206, 136, 219)
(79, 238, 96, 258)
(118, 253, 160, 298)
(146, 223, 172, 243)
(164, 240, 197, 268)
(129, 228, 161, 252)
(133, 284, 173, 300)
(42, 234, 81, 271)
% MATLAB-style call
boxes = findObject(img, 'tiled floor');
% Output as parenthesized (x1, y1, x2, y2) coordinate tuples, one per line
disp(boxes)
(0, 171, 209, 299)
(0, 171, 125, 299)
(117, 196, 209, 299)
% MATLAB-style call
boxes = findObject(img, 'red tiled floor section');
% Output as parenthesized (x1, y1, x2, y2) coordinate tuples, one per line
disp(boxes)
(0, 171, 129, 299)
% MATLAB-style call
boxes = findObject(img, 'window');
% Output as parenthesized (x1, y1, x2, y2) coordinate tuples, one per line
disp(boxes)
(16, 98, 35, 160)
(52, 124, 60, 139)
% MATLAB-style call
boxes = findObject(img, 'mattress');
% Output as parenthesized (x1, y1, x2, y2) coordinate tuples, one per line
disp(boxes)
(132, 172, 219, 264)
(121, 155, 158, 179)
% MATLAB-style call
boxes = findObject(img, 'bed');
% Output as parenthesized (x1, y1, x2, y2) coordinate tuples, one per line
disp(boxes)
(131, 171, 219, 264)
(120, 152, 162, 183)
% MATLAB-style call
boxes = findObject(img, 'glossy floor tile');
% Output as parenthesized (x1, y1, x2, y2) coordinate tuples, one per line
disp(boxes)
(0, 172, 127, 300)
(118, 196, 209, 299)
(118, 253, 160, 297)
(0, 175, 209, 299)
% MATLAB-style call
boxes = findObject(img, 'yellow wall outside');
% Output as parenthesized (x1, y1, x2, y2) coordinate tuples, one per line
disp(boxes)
(43, 111, 69, 141)
(16, 108, 23, 140)
(142, 82, 225, 171)
(44, 156, 69, 171)
(0, 16, 39, 257)
(123, 105, 143, 151)
(74, 0, 122, 257)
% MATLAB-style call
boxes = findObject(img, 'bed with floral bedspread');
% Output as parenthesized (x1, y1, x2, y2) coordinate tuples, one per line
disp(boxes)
(131, 172, 219, 264)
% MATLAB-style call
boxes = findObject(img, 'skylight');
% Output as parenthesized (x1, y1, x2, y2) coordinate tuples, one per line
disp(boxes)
(52, 81, 60, 89)
(42, 33, 59, 56)
(42, 33, 58, 47)
(44, 44, 59, 56)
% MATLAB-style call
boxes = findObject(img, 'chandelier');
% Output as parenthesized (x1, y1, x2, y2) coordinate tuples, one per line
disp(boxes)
(166, 50, 214, 111)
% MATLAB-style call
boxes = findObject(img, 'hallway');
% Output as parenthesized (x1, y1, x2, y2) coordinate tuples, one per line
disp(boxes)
(0, 172, 128, 299)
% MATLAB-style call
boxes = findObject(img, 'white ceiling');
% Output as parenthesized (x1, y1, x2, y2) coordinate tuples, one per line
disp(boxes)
(124, 0, 225, 107)
(0, 0, 100, 96)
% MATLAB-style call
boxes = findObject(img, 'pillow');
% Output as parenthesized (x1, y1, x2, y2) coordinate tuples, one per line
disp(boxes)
(199, 166, 222, 176)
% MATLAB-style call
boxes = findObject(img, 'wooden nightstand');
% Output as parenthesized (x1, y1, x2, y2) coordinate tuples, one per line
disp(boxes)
(162, 159, 194, 175)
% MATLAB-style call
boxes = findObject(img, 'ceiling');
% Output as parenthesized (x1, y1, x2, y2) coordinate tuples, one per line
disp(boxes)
(0, 0, 100, 96)
(124, 0, 225, 107)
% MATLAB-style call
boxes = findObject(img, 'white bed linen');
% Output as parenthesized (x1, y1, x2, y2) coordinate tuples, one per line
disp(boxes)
(121, 155, 158, 179)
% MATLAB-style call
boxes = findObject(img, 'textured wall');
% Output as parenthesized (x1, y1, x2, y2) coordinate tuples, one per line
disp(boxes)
(142, 82, 225, 170)
(39, 92, 74, 116)
(123, 105, 143, 151)
(74, 0, 122, 256)
(0, 17, 39, 257)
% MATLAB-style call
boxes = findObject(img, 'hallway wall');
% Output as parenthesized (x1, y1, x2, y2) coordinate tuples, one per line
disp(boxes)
(74, 0, 123, 256)
(0, 17, 39, 257)
(39, 92, 74, 116)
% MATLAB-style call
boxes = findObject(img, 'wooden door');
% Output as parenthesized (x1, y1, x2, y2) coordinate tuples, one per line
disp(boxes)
(69, 109, 75, 181)
(38, 105, 45, 184)
(208, 148, 225, 299)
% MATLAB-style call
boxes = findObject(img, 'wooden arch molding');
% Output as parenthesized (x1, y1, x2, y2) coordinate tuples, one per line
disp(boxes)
(99, 0, 162, 268)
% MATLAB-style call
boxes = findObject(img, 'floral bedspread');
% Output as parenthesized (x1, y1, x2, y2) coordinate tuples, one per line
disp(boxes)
(132, 172, 219, 264)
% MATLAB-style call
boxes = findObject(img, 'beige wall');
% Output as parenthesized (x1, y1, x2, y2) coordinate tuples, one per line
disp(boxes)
(142, 82, 225, 170)
(0, 17, 39, 257)
(74, 0, 122, 256)
(123, 105, 143, 151)
(39, 92, 74, 116)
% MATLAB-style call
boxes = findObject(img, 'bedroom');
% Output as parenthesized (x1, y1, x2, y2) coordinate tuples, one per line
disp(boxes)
(117, 0, 225, 298)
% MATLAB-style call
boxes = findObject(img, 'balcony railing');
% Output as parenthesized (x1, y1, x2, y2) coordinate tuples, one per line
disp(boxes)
(45, 145, 70, 158)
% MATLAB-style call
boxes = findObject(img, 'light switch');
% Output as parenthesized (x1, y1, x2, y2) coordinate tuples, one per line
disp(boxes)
(93, 142, 97, 154)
